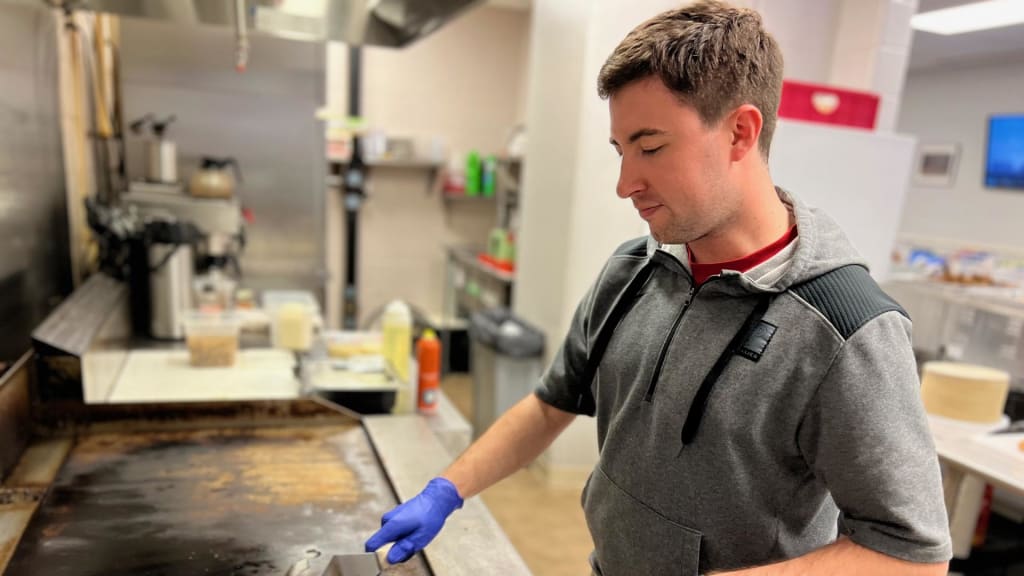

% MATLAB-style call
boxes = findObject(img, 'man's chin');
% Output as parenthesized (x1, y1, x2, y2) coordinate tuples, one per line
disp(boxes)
(648, 225, 691, 246)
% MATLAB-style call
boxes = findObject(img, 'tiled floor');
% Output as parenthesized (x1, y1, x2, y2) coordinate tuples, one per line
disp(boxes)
(441, 375, 594, 576)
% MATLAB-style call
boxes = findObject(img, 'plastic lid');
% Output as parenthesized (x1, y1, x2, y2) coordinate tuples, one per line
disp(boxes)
(470, 308, 544, 357)
(384, 300, 412, 320)
(422, 329, 437, 340)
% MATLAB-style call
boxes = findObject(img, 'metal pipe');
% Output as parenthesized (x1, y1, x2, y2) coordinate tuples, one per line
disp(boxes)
(343, 174, 362, 330)
(234, 0, 248, 72)
(347, 45, 361, 117)
(341, 45, 365, 330)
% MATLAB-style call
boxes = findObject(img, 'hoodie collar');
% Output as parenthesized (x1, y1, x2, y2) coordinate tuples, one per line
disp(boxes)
(646, 187, 867, 295)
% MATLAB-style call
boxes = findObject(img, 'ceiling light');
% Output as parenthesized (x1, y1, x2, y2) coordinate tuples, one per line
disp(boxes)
(912, 0, 1024, 35)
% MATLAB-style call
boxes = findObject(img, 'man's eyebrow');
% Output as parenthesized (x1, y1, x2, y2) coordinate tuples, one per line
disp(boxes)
(609, 128, 667, 146)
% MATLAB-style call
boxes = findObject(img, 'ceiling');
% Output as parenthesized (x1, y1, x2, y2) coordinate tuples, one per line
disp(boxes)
(909, 0, 1024, 72)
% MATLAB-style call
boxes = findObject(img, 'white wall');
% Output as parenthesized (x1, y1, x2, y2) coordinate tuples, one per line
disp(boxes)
(513, 0, 588, 344)
(898, 60, 1024, 249)
(827, 0, 917, 132)
(326, 7, 530, 156)
(324, 6, 531, 326)
(771, 120, 915, 280)
(753, 0, 841, 84)
(512, 0, 596, 482)
(829, 0, 886, 90)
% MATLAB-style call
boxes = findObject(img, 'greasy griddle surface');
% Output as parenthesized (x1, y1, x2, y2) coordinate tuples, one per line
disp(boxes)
(5, 425, 429, 575)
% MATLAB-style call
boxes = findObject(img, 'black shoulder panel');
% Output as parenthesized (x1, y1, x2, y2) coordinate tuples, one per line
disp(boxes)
(790, 265, 908, 339)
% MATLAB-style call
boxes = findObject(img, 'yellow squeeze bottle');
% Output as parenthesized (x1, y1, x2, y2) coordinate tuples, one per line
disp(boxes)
(382, 301, 413, 413)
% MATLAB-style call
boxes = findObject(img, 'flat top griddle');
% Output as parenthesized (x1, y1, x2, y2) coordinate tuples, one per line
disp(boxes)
(4, 424, 428, 576)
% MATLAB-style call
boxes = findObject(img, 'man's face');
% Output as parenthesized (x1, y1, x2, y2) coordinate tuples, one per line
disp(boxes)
(609, 77, 739, 245)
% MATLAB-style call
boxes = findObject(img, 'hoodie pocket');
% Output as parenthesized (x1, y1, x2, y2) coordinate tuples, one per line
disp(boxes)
(584, 466, 702, 576)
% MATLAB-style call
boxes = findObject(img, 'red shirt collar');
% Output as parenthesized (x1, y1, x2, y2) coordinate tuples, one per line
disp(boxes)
(687, 225, 798, 286)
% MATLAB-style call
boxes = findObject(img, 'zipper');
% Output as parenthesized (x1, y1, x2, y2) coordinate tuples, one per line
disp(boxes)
(681, 293, 774, 445)
(642, 259, 720, 402)
(643, 286, 692, 402)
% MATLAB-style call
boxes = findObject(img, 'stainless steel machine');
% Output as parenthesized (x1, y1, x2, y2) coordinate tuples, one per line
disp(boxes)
(130, 114, 179, 184)
(117, 180, 245, 339)
(143, 219, 200, 339)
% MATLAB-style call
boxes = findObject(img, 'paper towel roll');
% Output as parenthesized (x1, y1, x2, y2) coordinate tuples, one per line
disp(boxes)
(921, 362, 1010, 424)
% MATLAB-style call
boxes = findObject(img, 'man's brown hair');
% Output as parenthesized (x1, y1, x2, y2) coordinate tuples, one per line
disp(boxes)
(598, 1, 784, 159)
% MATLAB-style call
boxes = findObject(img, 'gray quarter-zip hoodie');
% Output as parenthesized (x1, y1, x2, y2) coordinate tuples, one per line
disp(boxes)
(536, 188, 952, 575)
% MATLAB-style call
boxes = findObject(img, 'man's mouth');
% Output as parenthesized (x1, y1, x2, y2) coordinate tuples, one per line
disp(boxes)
(637, 205, 661, 220)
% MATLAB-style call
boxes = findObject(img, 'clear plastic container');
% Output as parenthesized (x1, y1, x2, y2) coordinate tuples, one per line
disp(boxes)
(271, 302, 316, 351)
(183, 310, 241, 367)
(263, 291, 321, 352)
(262, 290, 320, 315)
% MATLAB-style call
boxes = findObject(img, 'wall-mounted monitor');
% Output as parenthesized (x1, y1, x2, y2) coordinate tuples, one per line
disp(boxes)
(986, 114, 1024, 190)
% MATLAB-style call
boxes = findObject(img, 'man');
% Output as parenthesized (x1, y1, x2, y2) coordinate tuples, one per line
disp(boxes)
(366, 2, 953, 574)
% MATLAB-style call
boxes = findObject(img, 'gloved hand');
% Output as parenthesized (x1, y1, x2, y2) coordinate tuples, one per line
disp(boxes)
(364, 477, 464, 564)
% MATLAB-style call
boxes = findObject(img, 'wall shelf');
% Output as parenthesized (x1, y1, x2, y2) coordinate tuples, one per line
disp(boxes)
(442, 194, 496, 202)
(326, 157, 443, 184)
(326, 158, 442, 188)
(365, 158, 443, 169)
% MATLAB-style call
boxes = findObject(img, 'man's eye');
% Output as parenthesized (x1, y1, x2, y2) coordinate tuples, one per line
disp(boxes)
(641, 146, 664, 156)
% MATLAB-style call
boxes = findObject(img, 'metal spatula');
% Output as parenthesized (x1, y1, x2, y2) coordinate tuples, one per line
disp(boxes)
(321, 553, 382, 576)
(285, 552, 381, 576)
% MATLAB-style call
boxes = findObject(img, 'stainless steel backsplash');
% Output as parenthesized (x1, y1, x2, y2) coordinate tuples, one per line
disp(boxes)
(0, 3, 72, 365)
(120, 17, 328, 303)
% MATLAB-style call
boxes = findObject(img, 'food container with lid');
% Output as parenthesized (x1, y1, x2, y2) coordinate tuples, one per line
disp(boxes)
(183, 310, 241, 367)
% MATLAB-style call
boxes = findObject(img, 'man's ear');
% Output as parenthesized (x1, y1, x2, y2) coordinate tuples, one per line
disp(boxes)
(727, 104, 763, 162)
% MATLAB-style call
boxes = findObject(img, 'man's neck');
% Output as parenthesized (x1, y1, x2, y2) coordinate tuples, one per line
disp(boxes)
(687, 180, 790, 264)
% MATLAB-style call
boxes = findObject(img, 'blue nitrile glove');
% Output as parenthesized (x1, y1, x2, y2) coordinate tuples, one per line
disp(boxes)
(364, 477, 464, 564)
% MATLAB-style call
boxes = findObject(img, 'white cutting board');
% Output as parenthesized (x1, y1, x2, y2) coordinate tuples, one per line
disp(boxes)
(107, 348, 301, 403)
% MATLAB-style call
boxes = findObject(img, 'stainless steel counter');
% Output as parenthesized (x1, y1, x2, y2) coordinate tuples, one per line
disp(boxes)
(366, 416, 532, 576)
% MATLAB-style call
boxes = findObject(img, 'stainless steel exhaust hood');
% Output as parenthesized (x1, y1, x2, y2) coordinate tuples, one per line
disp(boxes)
(44, 0, 484, 47)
